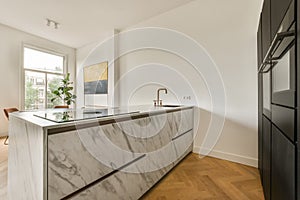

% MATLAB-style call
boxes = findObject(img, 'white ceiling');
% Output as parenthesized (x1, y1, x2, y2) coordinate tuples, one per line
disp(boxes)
(0, 0, 194, 48)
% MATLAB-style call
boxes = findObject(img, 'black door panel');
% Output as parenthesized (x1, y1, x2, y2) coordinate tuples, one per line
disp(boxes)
(271, 125, 295, 200)
(262, 116, 271, 200)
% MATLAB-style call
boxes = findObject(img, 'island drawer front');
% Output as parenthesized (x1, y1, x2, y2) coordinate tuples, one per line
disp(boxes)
(113, 112, 174, 152)
(48, 108, 194, 199)
(48, 126, 140, 200)
(172, 108, 193, 137)
(172, 130, 194, 164)
(67, 131, 194, 200)
(114, 108, 193, 145)
(69, 162, 174, 200)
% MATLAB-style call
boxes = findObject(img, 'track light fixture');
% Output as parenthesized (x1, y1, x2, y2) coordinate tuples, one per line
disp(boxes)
(46, 18, 60, 29)
(46, 19, 50, 26)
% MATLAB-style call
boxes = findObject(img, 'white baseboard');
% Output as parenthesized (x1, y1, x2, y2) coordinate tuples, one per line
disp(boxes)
(193, 146, 258, 168)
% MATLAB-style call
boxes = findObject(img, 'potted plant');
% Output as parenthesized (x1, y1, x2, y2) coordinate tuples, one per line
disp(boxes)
(51, 73, 77, 107)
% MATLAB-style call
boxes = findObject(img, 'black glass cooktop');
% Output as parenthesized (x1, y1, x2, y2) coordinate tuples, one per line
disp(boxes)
(34, 108, 140, 123)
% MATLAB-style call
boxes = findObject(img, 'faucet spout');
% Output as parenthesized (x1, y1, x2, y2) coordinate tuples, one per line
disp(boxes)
(157, 88, 168, 106)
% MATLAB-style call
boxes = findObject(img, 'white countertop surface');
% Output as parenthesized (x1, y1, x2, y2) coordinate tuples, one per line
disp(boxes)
(10, 105, 193, 130)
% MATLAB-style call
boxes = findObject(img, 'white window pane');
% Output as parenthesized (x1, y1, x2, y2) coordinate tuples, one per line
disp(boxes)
(25, 71, 45, 110)
(24, 47, 64, 73)
(47, 74, 64, 108)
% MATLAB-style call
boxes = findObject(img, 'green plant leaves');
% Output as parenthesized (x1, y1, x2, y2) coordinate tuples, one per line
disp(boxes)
(50, 73, 76, 106)
(53, 90, 60, 95)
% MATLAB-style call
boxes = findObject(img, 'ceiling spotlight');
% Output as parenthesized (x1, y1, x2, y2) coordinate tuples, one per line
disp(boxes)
(54, 22, 59, 29)
(46, 19, 51, 26)
(46, 18, 60, 29)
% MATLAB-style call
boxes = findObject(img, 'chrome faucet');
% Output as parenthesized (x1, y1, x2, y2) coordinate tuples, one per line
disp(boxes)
(155, 88, 168, 106)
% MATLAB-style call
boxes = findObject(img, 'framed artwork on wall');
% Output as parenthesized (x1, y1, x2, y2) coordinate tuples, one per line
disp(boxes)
(84, 61, 108, 94)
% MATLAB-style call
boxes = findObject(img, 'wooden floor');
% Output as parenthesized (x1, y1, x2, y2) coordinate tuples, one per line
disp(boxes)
(0, 137, 264, 200)
(143, 153, 264, 200)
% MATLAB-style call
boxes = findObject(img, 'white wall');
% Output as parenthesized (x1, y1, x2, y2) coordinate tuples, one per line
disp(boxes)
(76, 30, 119, 108)
(0, 23, 75, 137)
(117, 0, 262, 167)
(74, 0, 262, 166)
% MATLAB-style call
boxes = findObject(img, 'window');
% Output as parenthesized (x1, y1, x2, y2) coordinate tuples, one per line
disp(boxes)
(23, 46, 65, 110)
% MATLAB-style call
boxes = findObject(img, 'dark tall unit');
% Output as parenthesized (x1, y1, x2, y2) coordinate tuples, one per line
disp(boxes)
(262, 0, 271, 60)
(258, 72, 263, 178)
(258, 15, 263, 68)
(258, 15, 263, 178)
(297, 0, 300, 197)
(262, 116, 271, 200)
(257, 0, 298, 199)
(271, 0, 293, 39)
(271, 125, 295, 200)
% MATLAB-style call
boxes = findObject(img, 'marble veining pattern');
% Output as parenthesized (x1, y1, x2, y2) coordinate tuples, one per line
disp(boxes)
(49, 108, 193, 199)
(100, 109, 193, 154)
(48, 128, 141, 200)
(101, 113, 175, 153)
(69, 141, 193, 200)
(8, 116, 45, 200)
(70, 160, 174, 200)
(121, 130, 194, 174)
(8, 106, 193, 200)
(172, 109, 193, 137)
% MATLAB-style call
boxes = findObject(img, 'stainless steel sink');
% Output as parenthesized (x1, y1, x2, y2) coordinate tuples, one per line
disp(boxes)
(161, 105, 181, 108)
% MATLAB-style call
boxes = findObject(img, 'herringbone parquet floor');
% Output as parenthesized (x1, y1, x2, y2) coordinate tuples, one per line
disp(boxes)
(142, 153, 264, 200)
(0, 137, 264, 200)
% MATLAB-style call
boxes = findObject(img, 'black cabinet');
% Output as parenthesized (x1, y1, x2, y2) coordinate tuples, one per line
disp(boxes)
(271, 104, 295, 142)
(261, 0, 271, 60)
(262, 116, 271, 200)
(298, 149, 300, 200)
(258, 0, 298, 200)
(258, 73, 263, 178)
(271, 0, 293, 39)
(297, 1, 300, 198)
(257, 15, 263, 68)
(271, 125, 295, 200)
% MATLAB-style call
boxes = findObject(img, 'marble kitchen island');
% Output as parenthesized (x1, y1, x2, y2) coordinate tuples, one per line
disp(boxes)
(7, 105, 194, 200)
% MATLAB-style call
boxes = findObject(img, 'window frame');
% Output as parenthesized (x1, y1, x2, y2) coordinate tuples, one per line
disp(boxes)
(21, 44, 68, 110)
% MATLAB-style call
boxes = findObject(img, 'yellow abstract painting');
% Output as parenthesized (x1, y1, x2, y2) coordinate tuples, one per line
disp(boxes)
(84, 62, 108, 94)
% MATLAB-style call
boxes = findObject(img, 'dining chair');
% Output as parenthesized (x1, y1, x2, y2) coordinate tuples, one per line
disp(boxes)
(3, 107, 19, 145)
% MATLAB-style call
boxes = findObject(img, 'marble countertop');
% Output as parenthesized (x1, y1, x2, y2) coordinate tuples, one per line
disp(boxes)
(10, 105, 193, 130)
